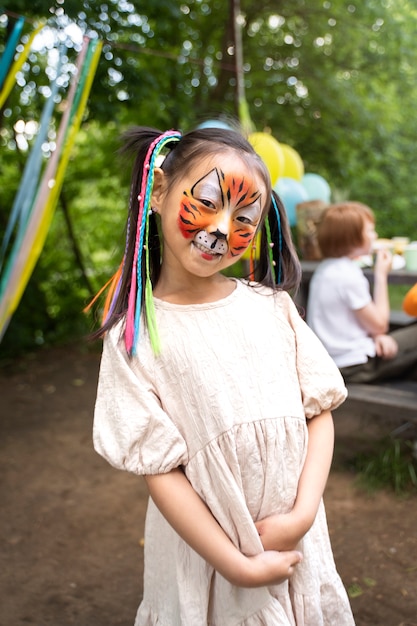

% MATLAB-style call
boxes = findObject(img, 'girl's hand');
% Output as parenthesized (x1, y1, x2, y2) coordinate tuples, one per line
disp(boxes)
(255, 510, 311, 551)
(237, 549, 303, 588)
(146, 469, 302, 589)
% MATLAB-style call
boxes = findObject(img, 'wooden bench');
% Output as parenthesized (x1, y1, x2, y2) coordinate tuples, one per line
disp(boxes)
(336, 381, 417, 424)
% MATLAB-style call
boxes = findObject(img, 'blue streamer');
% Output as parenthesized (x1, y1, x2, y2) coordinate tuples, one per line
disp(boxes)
(0, 45, 66, 272)
(271, 195, 283, 284)
(0, 16, 25, 90)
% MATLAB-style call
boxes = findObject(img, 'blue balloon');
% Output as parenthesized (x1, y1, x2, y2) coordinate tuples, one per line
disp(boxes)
(301, 173, 331, 203)
(274, 177, 308, 226)
(196, 119, 233, 130)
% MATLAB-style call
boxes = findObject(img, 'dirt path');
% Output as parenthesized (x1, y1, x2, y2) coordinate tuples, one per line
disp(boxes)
(1, 346, 416, 626)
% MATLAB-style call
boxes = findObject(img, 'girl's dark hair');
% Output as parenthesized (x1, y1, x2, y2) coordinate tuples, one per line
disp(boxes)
(94, 126, 301, 339)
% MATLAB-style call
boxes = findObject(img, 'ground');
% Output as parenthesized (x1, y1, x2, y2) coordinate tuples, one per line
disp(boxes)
(1, 345, 416, 626)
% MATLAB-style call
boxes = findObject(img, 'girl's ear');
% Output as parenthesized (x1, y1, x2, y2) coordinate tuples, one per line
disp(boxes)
(151, 168, 166, 213)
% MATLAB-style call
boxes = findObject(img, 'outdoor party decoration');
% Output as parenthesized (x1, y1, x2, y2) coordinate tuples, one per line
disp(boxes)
(0, 43, 65, 273)
(248, 132, 284, 186)
(0, 15, 25, 89)
(301, 173, 331, 203)
(280, 143, 304, 181)
(274, 177, 309, 227)
(0, 20, 45, 109)
(0, 30, 102, 341)
(197, 119, 233, 130)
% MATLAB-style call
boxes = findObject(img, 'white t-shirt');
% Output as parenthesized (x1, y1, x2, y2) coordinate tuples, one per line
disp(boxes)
(307, 257, 376, 367)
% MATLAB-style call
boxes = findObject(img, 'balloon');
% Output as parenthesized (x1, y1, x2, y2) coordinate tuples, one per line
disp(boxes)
(248, 132, 284, 186)
(274, 177, 309, 226)
(280, 144, 304, 181)
(301, 173, 331, 203)
(197, 119, 233, 130)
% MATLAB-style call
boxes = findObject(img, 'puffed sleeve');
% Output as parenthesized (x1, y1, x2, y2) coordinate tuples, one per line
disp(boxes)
(284, 293, 347, 418)
(93, 326, 188, 475)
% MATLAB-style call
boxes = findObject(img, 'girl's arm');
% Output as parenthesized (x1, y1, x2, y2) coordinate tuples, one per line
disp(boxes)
(255, 409, 334, 551)
(145, 469, 302, 587)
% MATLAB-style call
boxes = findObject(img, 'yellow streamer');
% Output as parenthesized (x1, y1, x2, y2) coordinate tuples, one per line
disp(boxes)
(0, 22, 46, 110)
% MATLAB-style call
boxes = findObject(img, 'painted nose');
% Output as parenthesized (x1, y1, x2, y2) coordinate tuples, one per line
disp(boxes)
(209, 229, 227, 250)
(211, 229, 227, 241)
(212, 215, 230, 239)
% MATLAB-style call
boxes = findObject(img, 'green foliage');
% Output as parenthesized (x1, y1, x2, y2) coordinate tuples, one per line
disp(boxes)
(2, 1, 417, 353)
(389, 284, 411, 310)
(353, 437, 417, 495)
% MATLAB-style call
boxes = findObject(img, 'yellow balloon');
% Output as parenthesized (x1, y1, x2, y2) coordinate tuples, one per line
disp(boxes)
(248, 132, 284, 186)
(280, 143, 304, 181)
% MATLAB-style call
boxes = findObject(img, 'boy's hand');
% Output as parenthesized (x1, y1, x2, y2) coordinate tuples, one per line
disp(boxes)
(374, 249, 392, 275)
(374, 334, 398, 359)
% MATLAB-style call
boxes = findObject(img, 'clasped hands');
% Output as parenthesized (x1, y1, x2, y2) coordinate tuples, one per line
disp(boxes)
(229, 507, 314, 589)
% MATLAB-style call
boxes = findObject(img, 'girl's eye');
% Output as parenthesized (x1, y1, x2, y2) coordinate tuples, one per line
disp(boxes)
(199, 198, 215, 209)
(235, 203, 261, 226)
(236, 215, 252, 224)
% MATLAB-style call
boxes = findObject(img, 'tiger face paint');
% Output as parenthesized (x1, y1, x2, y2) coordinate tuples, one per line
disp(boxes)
(178, 167, 263, 259)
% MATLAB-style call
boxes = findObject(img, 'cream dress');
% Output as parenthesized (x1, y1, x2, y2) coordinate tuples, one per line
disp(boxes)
(93, 279, 355, 626)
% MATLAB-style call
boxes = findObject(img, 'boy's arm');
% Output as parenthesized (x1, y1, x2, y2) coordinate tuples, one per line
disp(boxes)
(145, 468, 302, 587)
(255, 409, 334, 551)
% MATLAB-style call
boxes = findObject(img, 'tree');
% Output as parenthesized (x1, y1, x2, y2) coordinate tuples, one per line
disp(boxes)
(1, 0, 417, 353)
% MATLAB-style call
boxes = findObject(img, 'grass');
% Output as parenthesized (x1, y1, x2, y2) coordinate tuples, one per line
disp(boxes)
(353, 436, 417, 495)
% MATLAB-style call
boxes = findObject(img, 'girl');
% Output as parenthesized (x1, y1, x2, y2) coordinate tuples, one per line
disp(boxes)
(93, 126, 355, 625)
(307, 201, 417, 383)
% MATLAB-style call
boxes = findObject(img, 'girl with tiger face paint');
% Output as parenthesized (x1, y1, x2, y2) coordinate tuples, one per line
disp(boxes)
(150, 152, 266, 295)
(178, 166, 263, 259)
(92, 126, 354, 626)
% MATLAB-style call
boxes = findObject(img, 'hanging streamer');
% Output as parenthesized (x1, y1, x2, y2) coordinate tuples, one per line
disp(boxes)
(0, 37, 90, 309)
(0, 37, 102, 341)
(0, 16, 25, 90)
(0, 21, 45, 109)
(0, 44, 66, 271)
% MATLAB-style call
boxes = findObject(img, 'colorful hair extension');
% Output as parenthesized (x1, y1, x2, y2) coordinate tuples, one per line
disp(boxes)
(123, 130, 182, 355)
(249, 237, 256, 281)
(271, 195, 283, 284)
(264, 217, 276, 283)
